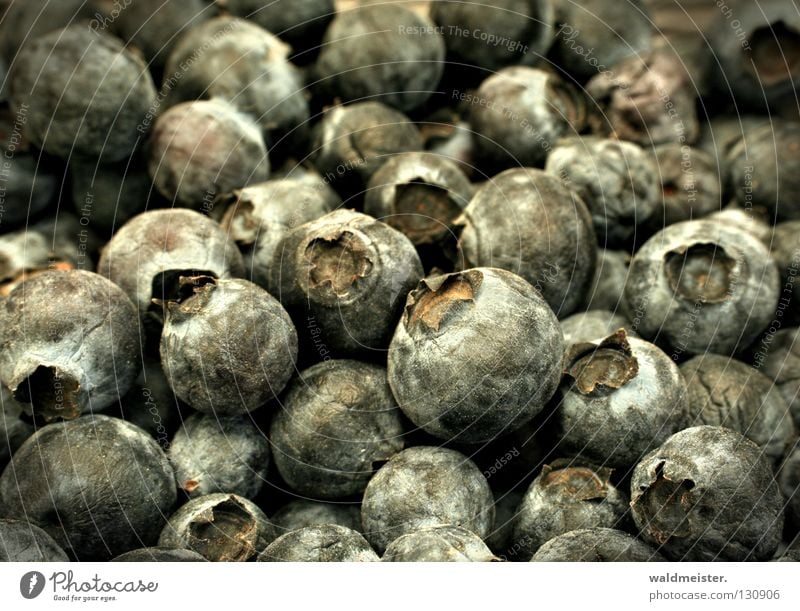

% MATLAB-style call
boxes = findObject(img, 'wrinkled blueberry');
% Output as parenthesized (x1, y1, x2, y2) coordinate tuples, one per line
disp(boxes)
(361, 446, 494, 554)
(270, 360, 404, 499)
(631, 425, 784, 561)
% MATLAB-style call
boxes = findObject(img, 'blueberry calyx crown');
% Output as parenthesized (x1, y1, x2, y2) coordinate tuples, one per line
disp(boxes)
(663, 242, 737, 304)
(404, 269, 481, 334)
(631, 460, 695, 545)
(563, 329, 639, 396)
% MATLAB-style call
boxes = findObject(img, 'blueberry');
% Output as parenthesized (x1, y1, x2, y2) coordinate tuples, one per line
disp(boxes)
(545, 137, 659, 246)
(159, 493, 275, 562)
(530, 528, 664, 562)
(0, 518, 69, 562)
(766, 221, 800, 325)
(708, 4, 800, 112)
(631, 425, 784, 561)
(383, 525, 497, 562)
(457, 168, 597, 316)
(430, 0, 554, 72)
(258, 524, 378, 562)
(727, 121, 800, 221)
(314, 4, 444, 112)
(0, 415, 176, 560)
(470, 67, 585, 170)
(270, 360, 404, 499)
(9, 25, 156, 161)
(647, 145, 721, 227)
(0, 269, 141, 421)
(625, 220, 780, 356)
(271, 500, 362, 535)
(111, 547, 208, 562)
(511, 460, 629, 561)
(549, 0, 652, 80)
(680, 354, 795, 463)
(0, 388, 33, 468)
(582, 249, 632, 314)
(222, 0, 334, 61)
(586, 50, 698, 146)
(169, 412, 270, 499)
(697, 114, 768, 195)
(160, 277, 297, 415)
(707, 206, 772, 242)
(389, 267, 563, 443)
(97, 208, 245, 321)
(162, 17, 309, 151)
(148, 99, 269, 209)
(110, 0, 214, 70)
(310, 102, 423, 193)
(759, 328, 800, 428)
(220, 178, 339, 290)
(552, 332, 687, 469)
(364, 152, 473, 271)
(69, 154, 160, 236)
(560, 310, 638, 345)
(361, 446, 494, 554)
(779, 441, 800, 533)
(270, 209, 423, 357)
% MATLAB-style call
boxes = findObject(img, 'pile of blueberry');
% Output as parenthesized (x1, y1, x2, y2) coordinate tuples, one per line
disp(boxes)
(0, 0, 799, 563)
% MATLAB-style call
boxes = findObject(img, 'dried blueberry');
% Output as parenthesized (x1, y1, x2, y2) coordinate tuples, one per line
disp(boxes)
(361, 446, 494, 554)
(389, 267, 564, 443)
(631, 425, 784, 561)
(0, 415, 177, 560)
(270, 360, 404, 499)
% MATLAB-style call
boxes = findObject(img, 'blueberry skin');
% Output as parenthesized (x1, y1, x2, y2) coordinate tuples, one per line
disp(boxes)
(430, 0, 554, 72)
(647, 145, 721, 228)
(310, 102, 423, 190)
(0, 518, 69, 562)
(0, 388, 34, 468)
(148, 99, 270, 209)
(111, 547, 208, 562)
(545, 137, 659, 246)
(631, 425, 784, 561)
(553, 333, 688, 469)
(8, 25, 156, 162)
(382, 525, 497, 562)
(586, 49, 698, 147)
(766, 221, 800, 325)
(511, 461, 630, 560)
(779, 442, 800, 533)
(0, 415, 177, 560)
(314, 4, 444, 112)
(759, 328, 800, 428)
(270, 209, 423, 357)
(680, 354, 795, 463)
(111, 0, 214, 70)
(560, 310, 638, 345)
(271, 500, 362, 535)
(625, 220, 780, 356)
(458, 168, 597, 316)
(582, 249, 632, 314)
(258, 524, 378, 562)
(159, 493, 276, 562)
(707, 207, 772, 243)
(223, 0, 334, 54)
(549, 0, 652, 80)
(162, 17, 309, 149)
(728, 121, 800, 221)
(470, 67, 584, 170)
(0, 269, 141, 421)
(161, 278, 297, 415)
(361, 446, 495, 554)
(98, 209, 245, 319)
(389, 267, 564, 443)
(221, 179, 340, 290)
(530, 528, 664, 562)
(169, 412, 271, 499)
(270, 360, 405, 499)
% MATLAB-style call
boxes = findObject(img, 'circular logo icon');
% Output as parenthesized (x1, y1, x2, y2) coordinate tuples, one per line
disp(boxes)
(20, 571, 46, 600)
